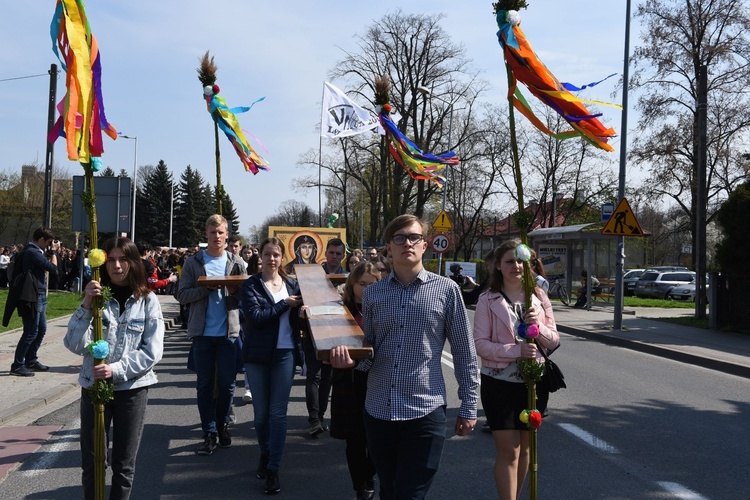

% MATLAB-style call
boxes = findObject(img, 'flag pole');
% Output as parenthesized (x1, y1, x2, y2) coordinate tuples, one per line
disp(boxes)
(319, 82, 325, 227)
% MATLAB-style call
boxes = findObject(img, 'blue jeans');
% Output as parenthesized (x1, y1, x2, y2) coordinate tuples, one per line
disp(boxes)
(364, 406, 447, 500)
(13, 293, 48, 368)
(245, 349, 295, 472)
(192, 336, 236, 436)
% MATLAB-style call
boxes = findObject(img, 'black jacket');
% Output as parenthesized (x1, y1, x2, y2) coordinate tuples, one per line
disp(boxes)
(3, 267, 38, 326)
(241, 274, 303, 366)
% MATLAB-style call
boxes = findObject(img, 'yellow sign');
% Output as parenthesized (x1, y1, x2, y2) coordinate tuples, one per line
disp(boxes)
(432, 210, 452, 233)
(601, 198, 644, 236)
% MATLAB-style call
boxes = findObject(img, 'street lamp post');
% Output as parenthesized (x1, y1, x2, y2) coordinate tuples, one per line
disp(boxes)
(120, 135, 138, 242)
(169, 179, 174, 248)
(417, 85, 454, 276)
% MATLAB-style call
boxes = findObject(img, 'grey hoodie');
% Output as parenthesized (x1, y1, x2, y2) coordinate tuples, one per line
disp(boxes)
(176, 250, 245, 339)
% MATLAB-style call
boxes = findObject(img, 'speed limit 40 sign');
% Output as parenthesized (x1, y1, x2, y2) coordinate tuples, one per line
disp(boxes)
(431, 234, 450, 253)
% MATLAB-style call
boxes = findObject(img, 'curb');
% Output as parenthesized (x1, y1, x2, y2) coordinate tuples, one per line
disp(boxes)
(0, 383, 80, 425)
(557, 324, 750, 380)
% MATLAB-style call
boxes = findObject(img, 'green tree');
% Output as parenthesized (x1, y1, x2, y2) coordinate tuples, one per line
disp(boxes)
(716, 181, 750, 273)
(136, 160, 174, 246)
(221, 192, 241, 236)
(99, 167, 116, 177)
(173, 165, 212, 247)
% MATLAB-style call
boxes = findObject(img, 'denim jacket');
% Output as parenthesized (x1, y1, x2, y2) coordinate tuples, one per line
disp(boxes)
(65, 292, 164, 390)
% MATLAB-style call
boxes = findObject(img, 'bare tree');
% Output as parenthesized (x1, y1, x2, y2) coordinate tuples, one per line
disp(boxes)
(326, 10, 487, 235)
(630, 0, 750, 261)
(446, 104, 512, 260)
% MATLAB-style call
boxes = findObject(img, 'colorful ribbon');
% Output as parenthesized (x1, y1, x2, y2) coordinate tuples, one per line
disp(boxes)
(496, 10, 617, 152)
(378, 109, 457, 186)
(49, 0, 117, 166)
(205, 94, 269, 174)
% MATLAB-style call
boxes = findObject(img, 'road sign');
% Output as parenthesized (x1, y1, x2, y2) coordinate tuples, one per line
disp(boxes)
(602, 203, 615, 221)
(601, 198, 644, 236)
(432, 210, 452, 233)
(431, 234, 450, 253)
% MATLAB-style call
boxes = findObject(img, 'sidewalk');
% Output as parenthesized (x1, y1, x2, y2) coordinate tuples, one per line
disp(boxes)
(0, 294, 181, 482)
(0, 295, 748, 482)
(552, 302, 750, 379)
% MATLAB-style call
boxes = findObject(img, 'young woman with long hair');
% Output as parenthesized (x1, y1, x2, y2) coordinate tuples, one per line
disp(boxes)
(241, 237, 306, 495)
(472, 239, 559, 500)
(65, 237, 164, 499)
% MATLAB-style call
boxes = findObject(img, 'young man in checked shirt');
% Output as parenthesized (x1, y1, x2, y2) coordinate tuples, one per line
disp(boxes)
(331, 214, 479, 499)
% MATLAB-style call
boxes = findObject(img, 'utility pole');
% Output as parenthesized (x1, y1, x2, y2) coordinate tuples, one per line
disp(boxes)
(613, 0, 632, 330)
(43, 63, 58, 228)
(695, 65, 708, 319)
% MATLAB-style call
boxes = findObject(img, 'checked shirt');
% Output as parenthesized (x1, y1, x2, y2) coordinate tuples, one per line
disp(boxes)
(360, 268, 478, 421)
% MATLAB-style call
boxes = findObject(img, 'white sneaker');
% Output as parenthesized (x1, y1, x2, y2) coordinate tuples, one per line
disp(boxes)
(243, 389, 253, 403)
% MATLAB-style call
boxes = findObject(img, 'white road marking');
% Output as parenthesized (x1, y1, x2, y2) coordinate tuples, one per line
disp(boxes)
(23, 418, 80, 477)
(559, 423, 620, 454)
(560, 423, 708, 499)
(657, 482, 708, 500)
(441, 351, 454, 369)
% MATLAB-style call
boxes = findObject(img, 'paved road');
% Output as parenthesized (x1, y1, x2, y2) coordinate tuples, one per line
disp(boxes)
(1, 295, 749, 498)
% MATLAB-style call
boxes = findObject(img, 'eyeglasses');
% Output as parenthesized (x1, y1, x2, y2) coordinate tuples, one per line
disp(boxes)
(375, 266, 388, 273)
(391, 233, 423, 245)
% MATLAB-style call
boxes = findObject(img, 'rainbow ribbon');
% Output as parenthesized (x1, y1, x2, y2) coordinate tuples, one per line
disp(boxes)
(379, 111, 457, 186)
(49, 0, 117, 167)
(496, 10, 617, 152)
(206, 94, 269, 174)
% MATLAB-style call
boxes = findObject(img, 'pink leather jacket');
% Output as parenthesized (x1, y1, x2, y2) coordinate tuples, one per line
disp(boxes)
(473, 289, 559, 370)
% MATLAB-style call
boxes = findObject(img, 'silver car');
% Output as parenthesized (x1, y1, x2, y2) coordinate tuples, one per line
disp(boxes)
(635, 271, 696, 299)
(668, 276, 709, 302)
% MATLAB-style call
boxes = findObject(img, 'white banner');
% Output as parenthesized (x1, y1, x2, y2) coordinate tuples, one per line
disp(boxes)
(321, 82, 379, 138)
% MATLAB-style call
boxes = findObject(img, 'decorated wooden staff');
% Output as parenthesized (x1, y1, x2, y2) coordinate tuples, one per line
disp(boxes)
(49, 1, 118, 497)
(492, 1, 618, 497)
(197, 52, 269, 215)
(374, 75, 458, 187)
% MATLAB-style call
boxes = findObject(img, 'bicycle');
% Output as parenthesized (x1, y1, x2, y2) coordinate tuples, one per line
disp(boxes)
(547, 277, 570, 306)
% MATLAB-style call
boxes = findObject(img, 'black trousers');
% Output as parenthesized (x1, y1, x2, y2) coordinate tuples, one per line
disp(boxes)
(80, 386, 149, 500)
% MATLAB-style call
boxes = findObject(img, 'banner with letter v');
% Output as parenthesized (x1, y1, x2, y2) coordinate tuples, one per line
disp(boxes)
(321, 82, 379, 138)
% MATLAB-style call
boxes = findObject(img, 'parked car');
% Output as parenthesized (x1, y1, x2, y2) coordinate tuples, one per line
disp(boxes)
(623, 269, 645, 296)
(667, 275, 710, 302)
(645, 266, 689, 272)
(635, 270, 696, 299)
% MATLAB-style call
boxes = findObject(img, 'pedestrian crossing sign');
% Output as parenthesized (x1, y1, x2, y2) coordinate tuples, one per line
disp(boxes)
(601, 198, 644, 236)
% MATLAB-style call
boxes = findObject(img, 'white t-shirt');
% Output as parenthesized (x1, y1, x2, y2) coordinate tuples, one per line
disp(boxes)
(268, 285, 294, 349)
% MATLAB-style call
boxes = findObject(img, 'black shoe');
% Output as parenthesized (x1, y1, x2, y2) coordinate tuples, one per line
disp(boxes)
(25, 361, 49, 372)
(481, 422, 492, 433)
(197, 434, 217, 456)
(10, 365, 35, 377)
(256, 453, 269, 479)
(356, 489, 375, 500)
(264, 469, 281, 495)
(218, 423, 232, 448)
(308, 420, 324, 436)
(320, 420, 329, 432)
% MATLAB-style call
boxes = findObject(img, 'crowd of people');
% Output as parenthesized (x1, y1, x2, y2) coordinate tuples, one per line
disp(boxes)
(3, 217, 561, 500)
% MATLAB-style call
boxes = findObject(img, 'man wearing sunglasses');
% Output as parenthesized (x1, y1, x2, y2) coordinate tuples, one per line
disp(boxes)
(330, 214, 478, 499)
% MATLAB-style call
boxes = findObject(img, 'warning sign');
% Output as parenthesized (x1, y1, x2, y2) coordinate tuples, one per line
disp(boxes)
(432, 210, 452, 233)
(601, 198, 644, 236)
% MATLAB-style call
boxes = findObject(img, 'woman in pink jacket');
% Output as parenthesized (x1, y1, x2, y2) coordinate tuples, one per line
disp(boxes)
(473, 239, 559, 500)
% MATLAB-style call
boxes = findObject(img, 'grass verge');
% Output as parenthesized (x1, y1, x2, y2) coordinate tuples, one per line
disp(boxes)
(654, 316, 710, 330)
(0, 290, 82, 334)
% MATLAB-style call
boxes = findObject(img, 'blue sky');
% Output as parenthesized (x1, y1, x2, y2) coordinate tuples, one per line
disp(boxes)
(0, 1, 635, 234)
